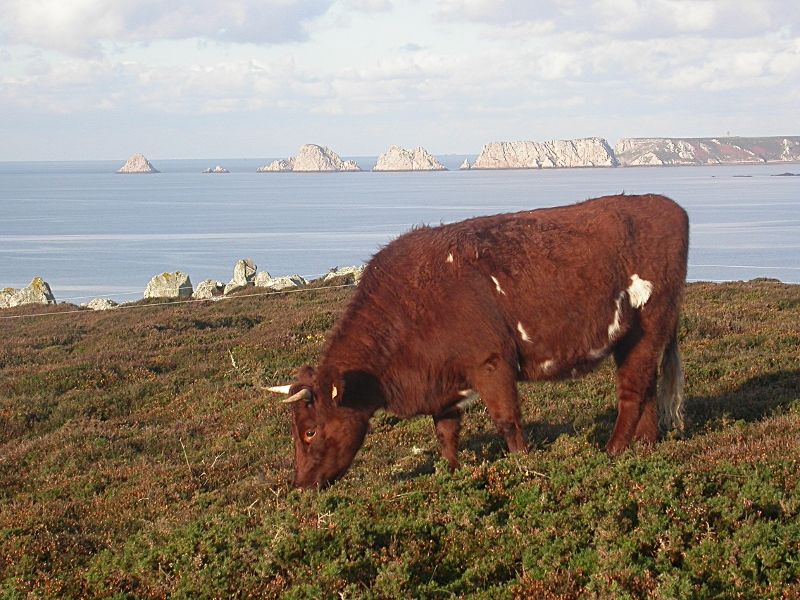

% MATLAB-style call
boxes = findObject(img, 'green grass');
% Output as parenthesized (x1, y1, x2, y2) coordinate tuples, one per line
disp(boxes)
(1, 280, 799, 598)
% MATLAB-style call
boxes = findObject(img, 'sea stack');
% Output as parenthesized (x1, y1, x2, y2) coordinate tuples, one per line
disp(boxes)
(256, 144, 360, 172)
(472, 138, 618, 169)
(373, 145, 446, 171)
(117, 153, 160, 173)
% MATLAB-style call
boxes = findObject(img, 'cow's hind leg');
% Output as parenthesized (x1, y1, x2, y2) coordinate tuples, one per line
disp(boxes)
(608, 332, 661, 455)
(470, 356, 527, 453)
(433, 407, 462, 471)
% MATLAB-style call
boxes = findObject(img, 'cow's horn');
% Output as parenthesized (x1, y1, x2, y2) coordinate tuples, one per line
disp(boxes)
(267, 384, 292, 394)
(282, 388, 313, 404)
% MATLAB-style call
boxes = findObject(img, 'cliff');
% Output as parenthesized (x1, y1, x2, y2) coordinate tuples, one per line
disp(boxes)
(373, 145, 446, 171)
(258, 144, 360, 172)
(117, 153, 159, 173)
(472, 137, 617, 169)
(615, 136, 800, 166)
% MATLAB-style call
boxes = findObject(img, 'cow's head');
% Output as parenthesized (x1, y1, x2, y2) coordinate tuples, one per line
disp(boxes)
(271, 366, 378, 489)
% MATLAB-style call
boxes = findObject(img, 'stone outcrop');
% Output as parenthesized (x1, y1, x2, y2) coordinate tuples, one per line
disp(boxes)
(202, 165, 229, 173)
(192, 279, 225, 299)
(257, 159, 294, 172)
(255, 272, 307, 291)
(322, 265, 365, 285)
(144, 272, 193, 299)
(257, 144, 361, 172)
(373, 145, 446, 171)
(614, 136, 800, 166)
(82, 298, 118, 311)
(0, 277, 56, 308)
(472, 137, 618, 169)
(117, 153, 159, 173)
(224, 259, 257, 295)
(459, 159, 471, 170)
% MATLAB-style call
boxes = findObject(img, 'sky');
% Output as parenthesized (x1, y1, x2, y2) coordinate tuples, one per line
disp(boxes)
(1, 0, 799, 161)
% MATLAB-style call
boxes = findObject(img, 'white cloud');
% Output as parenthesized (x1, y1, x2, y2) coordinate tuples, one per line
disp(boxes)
(0, 0, 334, 56)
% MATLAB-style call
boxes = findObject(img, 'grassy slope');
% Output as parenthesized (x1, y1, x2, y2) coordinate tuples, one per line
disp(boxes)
(1, 280, 799, 599)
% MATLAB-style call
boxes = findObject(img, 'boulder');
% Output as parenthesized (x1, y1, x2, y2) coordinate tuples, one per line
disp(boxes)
(192, 279, 225, 299)
(373, 145, 446, 171)
(117, 153, 160, 173)
(144, 272, 193, 299)
(82, 298, 118, 311)
(322, 265, 365, 285)
(2, 277, 57, 308)
(472, 138, 618, 169)
(224, 259, 257, 295)
(254, 272, 307, 291)
(202, 165, 230, 173)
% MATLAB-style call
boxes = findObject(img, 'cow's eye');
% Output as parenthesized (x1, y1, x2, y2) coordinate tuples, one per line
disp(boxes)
(304, 430, 316, 442)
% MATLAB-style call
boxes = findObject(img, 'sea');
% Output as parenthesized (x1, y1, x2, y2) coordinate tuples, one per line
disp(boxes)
(1, 156, 798, 305)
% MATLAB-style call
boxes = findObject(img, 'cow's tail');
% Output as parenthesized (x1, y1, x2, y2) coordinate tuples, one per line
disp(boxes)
(657, 325, 684, 433)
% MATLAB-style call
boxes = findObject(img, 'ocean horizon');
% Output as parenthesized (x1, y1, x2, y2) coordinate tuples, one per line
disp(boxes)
(2, 160, 799, 304)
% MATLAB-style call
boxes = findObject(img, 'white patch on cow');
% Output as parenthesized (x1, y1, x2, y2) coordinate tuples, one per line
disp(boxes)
(446, 252, 454, 263)
(588, 347, 607, 361)
(607, 292, 625, 341)
(540, 359, 556, 373)
(456, 391, 479, 411)
(627, 274, 653, 309)
(517, 321, 532, 343)
(331, 385, 338, 399)
(490, 275, 506, 295)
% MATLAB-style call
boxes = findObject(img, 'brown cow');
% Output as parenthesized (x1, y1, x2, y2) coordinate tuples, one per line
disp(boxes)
(270, 194, 689, 489)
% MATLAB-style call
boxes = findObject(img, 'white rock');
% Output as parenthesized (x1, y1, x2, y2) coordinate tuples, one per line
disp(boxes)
(144, 272, 193, 299)
(224, 259, 257, 295)
(117, 153, 160, 173)
(459, 158, 471, 170)
(472, 138, 618, 169)
(202, 165, 230, 173)
(323, 265, 365, 284)
(257, 158, 294, 172)
(192, 279, 225, 299)
(261, 144, 362, 172)
(1, 277, 57, 308)
(82, 298, 118, 311)
(613, 137, 799, 166)
(255, 272, 307, 291)
(373, 145, 446, 171)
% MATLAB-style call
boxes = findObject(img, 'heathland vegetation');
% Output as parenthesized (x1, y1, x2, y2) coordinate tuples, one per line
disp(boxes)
(1, 280, 799, 598)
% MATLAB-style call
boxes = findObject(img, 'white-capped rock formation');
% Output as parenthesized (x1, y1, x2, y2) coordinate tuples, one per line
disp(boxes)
(614, 136, 800, 166)
(144, 272, 193, 299)
(373, 145, 446, 171)
(192, 279, 225, 299)
(257, 159, 294, 172)
(117, 153, 160, 173)
(472, 138, 618, 169)
(202, 165, 230, 173)
(255, 272, 307, 291)
(257, 144, 360, 172)
(82, 298, 118, 311)
(459, 159, 471, 170)
(224, 259, 257, 295)
(0, 277, 57, 308)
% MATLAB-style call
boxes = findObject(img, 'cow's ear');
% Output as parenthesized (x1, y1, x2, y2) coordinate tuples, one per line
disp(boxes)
(340, 371, 384, 409)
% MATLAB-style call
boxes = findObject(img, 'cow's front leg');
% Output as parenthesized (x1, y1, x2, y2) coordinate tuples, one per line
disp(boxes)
(433, 407, 463, 471)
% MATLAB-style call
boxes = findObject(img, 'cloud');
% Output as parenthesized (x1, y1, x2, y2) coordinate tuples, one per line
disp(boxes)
(436, 0, 800, 38)
(0, 0, 334, 56)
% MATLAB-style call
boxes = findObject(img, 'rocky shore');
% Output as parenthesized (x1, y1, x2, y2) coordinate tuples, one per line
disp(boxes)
(0, 261, 365, 312)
